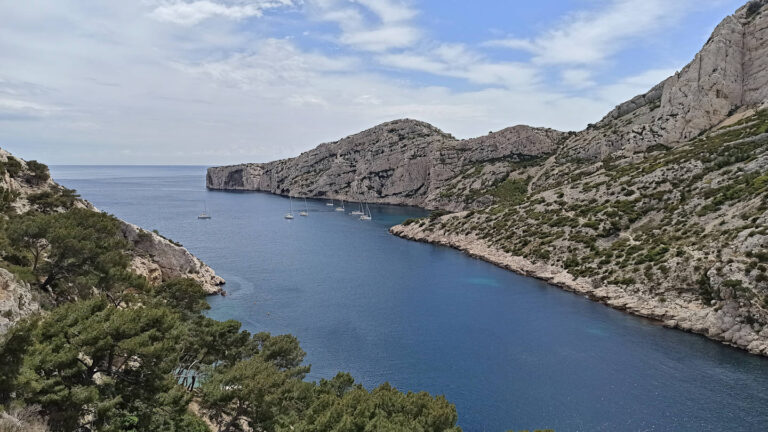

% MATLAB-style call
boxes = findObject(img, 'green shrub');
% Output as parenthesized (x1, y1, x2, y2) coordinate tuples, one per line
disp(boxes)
(428, 210, 450, 221)
(0, 157, 23, 178)
(25, 160, 50, 185)
(27, 187, 79, 212)
(490, 178, 528, 205)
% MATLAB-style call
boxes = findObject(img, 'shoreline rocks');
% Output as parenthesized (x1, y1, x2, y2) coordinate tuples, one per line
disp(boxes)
(390, 222, 768, 357)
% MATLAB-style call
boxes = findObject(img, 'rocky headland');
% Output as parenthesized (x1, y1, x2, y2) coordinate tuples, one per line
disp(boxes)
(0, 149, 224, 335)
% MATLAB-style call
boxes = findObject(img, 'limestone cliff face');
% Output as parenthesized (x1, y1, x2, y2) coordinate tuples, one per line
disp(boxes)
(562, 1, 768, 159)
(121, 222, 224, 294)
(207, 120, 564, 210)
(0, 269, 39, 336)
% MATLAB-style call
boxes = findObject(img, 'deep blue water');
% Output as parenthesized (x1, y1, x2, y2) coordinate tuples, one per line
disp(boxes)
(51, 165, 768, 432)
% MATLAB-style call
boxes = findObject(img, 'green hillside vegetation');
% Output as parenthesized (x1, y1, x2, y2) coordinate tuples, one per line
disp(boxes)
(0, 160, 461, 432)
(416, 109, 768, 316)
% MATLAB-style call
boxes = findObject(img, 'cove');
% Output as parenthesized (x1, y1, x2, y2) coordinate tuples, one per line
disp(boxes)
(51, 165, 768, 432)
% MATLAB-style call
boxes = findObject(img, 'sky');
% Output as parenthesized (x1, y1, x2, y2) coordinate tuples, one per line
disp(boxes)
(0, 0, 748, 165)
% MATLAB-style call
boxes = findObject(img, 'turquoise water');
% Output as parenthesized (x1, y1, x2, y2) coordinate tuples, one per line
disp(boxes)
(52, 165, 768, 432)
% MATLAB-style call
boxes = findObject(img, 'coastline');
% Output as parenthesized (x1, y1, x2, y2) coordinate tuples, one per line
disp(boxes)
(390, 219, 768, 358)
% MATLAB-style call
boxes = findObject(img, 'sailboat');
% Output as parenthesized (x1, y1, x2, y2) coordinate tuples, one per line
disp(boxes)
(198, 202, 212, 220)
(350, 201, 364, 216)
(335, 198, 345, 212)
(284, 196, 295, 219)
(360, 203, 372, 221)
(326, 199, 334, 207)
(299, 198, 309, 217)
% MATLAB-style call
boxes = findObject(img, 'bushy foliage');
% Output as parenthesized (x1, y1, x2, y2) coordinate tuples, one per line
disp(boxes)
(429, 210, 451, 221)
(0, 157, 22, 178)
(747, 0, 765, 18)
(26, 187, 79, 213)
(0, 184, 462, 432)
(24, 161, 50, 186)
(490, 178, 529, 205)
(4, 208, 142, 300)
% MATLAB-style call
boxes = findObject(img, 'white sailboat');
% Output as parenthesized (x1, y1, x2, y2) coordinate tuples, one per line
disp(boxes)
(326, 199, 334, 207)
(350, 201, 364, 216)
(299, 198, 309, 217)
(198, 202, 212, 219)
(284, 196, 295, 219)
(360, 203, 372, 221)
(335, 198, 345, 212)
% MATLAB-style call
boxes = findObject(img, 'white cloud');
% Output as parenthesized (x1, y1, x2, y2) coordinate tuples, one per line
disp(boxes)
(597, 68, 677, 102)
(484, 0, 727, 65)
(561, 69, 596, 89)
(352, 0, 417, 23)
(308, 0, 421, 51)
(0, 98, 59, 120)
(0, 0, 739, 165)
(379, 43, 539, 91)
(339, 25, 420, 51)
(149, 0, 295, 25)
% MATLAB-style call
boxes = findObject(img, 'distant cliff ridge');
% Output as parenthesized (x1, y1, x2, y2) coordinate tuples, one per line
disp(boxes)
(207, 121, 565, 211)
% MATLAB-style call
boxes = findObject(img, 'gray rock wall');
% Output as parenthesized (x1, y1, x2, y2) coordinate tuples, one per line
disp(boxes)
(207, 120, 564, 209)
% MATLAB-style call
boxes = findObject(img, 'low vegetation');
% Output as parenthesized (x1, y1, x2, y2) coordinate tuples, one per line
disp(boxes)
(0, 159, 462, 431)
(414, 109, 768, 328)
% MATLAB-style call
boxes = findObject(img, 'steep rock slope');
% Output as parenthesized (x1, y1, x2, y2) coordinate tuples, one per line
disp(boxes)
(207, 121, 564, 210)
(559, 2, 768, 161)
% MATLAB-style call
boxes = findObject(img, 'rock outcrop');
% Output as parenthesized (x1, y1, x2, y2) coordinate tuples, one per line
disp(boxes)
(561, 2, 768, 159)
(122, 222, 224, 294)
(0, 269, 39, 336)
(207, 120, 564, 210)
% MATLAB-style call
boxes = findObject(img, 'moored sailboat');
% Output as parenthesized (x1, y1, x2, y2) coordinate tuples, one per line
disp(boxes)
(351, 201, 365, 216)
(198, 202, 212, 219)
(335, 198, 345, 212)
(284, 196, 295, 219)
(360, 203, 372, 221)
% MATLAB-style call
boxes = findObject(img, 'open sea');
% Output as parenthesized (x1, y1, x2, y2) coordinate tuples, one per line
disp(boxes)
(51, 165, 768, 432)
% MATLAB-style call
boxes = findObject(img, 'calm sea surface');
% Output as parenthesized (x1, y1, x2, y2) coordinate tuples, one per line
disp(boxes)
(51, 165, 768, 432)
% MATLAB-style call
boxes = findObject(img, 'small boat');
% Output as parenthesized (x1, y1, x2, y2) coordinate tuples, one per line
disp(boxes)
(335, 198, 345, 212)
(360, 203, 372, 221)
(285, 196, 295, 219)
(350, 201, 365, 216)
(299, 198, 309, 217)
(198, 202, 212, 219)
(326, 199, 334, 207)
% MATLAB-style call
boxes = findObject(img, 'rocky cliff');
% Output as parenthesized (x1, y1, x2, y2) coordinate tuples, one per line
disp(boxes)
(0, 149, 224, 334)
(209, 1, 768, 355)
(207, 121, 565, 211)
(559, 0, 768, 161)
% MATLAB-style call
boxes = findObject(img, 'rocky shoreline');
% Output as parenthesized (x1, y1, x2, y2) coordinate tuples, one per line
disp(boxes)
(391, 217, 768, 358)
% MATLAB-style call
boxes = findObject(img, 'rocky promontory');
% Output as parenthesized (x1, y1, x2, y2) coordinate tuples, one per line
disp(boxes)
(0, 149, 225, 334)
(207, 121, 564, 211)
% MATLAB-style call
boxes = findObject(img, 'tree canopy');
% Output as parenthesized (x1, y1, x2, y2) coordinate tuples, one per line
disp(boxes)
(0, 180, 462, 432)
